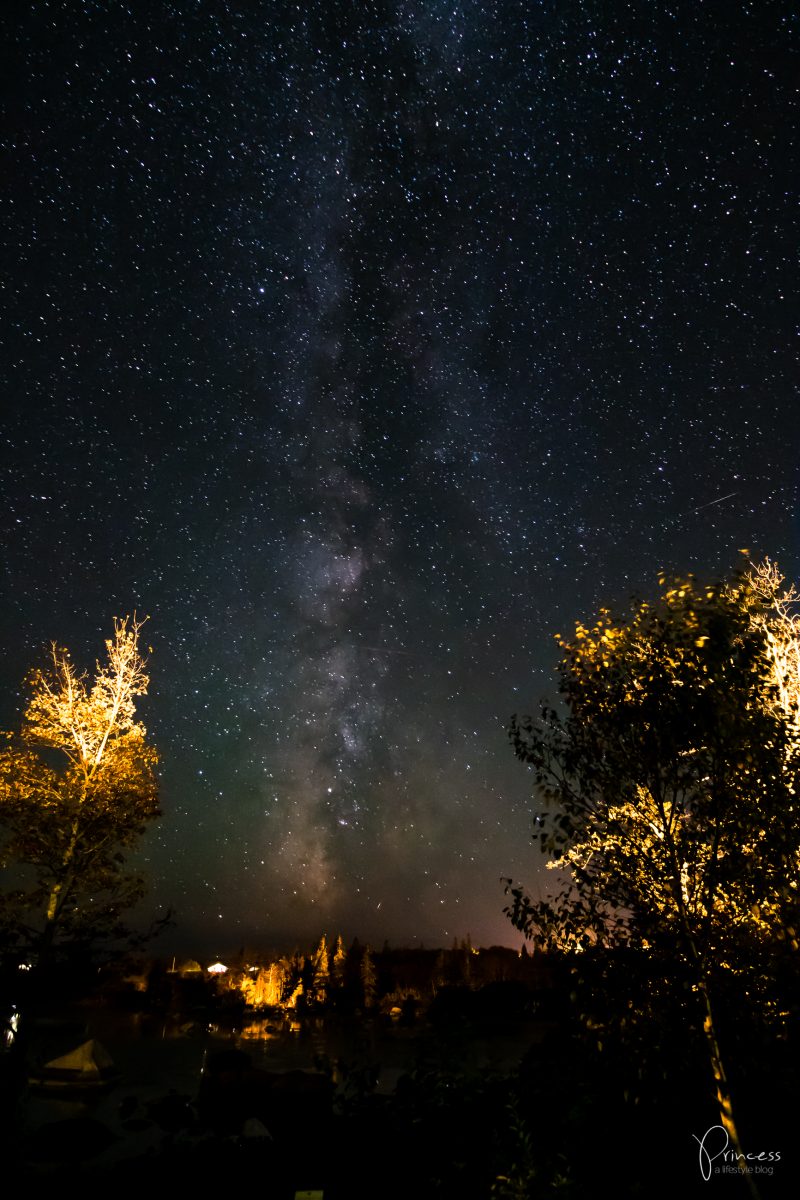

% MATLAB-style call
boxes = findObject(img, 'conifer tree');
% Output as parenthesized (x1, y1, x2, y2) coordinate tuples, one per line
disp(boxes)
(360, 944, 377, 1008)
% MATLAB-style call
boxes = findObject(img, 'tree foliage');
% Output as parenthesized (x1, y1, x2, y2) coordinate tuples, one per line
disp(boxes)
(507, 565, 800, 968)
(506, 563, 800, 1178)
(0, 616, 160, 957)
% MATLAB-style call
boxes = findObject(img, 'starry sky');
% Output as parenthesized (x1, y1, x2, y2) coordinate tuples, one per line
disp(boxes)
(1, 2, 797, 953)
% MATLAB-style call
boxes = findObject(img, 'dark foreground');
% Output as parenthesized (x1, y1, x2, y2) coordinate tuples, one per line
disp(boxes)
(2, 973, 797, 1197)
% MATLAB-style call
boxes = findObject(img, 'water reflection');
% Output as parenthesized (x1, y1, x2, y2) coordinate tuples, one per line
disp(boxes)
(236, 1018, 284, 1041)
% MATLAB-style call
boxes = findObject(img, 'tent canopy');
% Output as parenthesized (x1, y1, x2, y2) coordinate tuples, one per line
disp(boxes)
(44, 1039, 116, 1076)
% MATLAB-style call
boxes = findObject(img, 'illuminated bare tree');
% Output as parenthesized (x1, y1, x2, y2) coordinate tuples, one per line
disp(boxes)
(0, 616, 160, 959)
(740, 557, 800, 738)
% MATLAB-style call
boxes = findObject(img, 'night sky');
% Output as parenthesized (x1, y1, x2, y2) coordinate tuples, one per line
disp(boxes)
(1, 2, 797, 953)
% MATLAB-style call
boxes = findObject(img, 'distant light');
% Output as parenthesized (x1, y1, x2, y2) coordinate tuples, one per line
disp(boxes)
(207, 962, 228, 974)
(3, 1008, 19, 1047)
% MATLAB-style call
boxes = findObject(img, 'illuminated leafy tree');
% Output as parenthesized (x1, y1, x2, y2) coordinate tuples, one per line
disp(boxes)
(506, 566, 800, 1181)
(240, 961, 285, 1008)
(0, 616, 160, 960)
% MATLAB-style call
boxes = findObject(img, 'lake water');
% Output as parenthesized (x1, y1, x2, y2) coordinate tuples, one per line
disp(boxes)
(13, 1006, 547, 1175)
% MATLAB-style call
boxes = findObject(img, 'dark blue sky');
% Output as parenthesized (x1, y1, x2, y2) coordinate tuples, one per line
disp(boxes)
(1, 1, 797, 951)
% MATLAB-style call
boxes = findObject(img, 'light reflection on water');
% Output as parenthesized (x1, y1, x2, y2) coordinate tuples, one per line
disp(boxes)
(23, 1007, 543, 1113)
(233, 1017, 294, 1041)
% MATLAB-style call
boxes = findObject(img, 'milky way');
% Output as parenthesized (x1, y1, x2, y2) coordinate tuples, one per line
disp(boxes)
(1, 3, 797, 951)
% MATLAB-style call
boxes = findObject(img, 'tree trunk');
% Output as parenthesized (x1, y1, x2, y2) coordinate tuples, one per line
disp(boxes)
(37, 885, 62, 974)
(697, 974, 760, 1200)
(38, 819, 80, 967)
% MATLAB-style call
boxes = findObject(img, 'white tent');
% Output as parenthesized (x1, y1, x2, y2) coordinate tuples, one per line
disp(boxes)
(38, 1039, 117, 1087)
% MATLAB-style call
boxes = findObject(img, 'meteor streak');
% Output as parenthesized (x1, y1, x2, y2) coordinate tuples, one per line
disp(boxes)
(690, 492, 738, 513)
